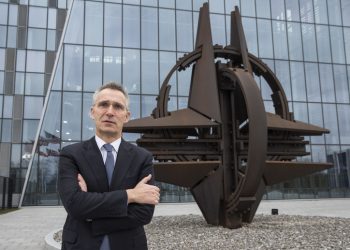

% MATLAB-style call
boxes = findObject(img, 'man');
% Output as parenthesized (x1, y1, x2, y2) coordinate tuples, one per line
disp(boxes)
(59, 82, 160, 250)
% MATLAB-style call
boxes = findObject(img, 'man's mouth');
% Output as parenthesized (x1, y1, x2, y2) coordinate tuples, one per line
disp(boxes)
(102, 120, 115, 124)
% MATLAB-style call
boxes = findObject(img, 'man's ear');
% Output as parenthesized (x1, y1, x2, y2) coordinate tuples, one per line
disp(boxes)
(89, 107, 94, 120)
(124, 111, 130, 123)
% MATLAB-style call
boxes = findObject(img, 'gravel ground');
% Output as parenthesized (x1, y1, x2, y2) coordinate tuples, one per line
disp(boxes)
(54, 214, 350, 249)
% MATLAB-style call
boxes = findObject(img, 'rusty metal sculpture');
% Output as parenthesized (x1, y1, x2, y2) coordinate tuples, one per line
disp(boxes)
(124, 4, 332, 229)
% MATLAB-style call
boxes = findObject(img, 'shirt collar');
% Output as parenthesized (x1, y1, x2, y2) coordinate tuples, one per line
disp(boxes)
(95, 135, 122, 152)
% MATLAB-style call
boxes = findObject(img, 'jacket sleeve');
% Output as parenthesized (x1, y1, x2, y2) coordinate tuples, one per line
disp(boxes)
(58, 146, 128, 220)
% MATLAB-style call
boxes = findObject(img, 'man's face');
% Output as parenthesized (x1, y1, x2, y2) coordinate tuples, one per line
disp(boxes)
(90, 88, 130, 140)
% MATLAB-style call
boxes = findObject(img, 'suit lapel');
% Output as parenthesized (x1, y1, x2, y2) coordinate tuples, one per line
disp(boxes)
(111, 140, 133, 190)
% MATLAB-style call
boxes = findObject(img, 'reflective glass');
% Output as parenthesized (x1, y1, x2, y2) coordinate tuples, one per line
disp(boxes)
(308, 103, 325, 144)
(7, 26, 17, 48)
(141, 95, 157, 117)
(123, 49, 140, 94)
(299, 0, 314, 23)
(242, 17, 257, 55)
(104, 3, 122, 47)
(272, 21, 288, 59)
(25, 73, 44, 95)
(271, 0, 285, 20)
(342, 0, 350, 26)
(85, 1, 103, 45)
(28, 7, 47, 28)
(8, 4, 18, 26)
(27, 28, 47, 50)
(316, 25, 331, 63)
(11, 144, 21, 168)
(15, 72, 25, 95)
(176, 10, 193, 52)
(314, 0, 328, 24)
(63, 45, 83, 91)
(3, 95, 13, 118)
(141, 7, 158, 50)
(311, 145, 326, 162)
(258, 19, 273, 58)
(327, 0, 342, 25)
(274, 60, 292, 101)
(0, 95, 2, 116)
(103, 47, 122, 84)
(193, 0, 206, 11)
(16, 49, 25, 71)
(301, 24, 317, 61)
(22, 120, 39, 143)
(337, 104, 350, 144)
(124, 0, 139, 4)
(0, 48, 4, 70)
(285, 0, 300, 21)
(287, 22, 302, 60)
(304, 63, 321, 102)
(0, 71, 3, 94)
(176, 0, 191, 10)
(84, 46, 102, 91)
(141, 0, 157, 6)
(256, 0, 270, 19)
(319, 63, 335, 102)
(30, 0, 48, 7)
(225, 0, 240, 14)
(177, 53, 191, 96)
(260, 59, 274, 101)
(345, 28, 350, 64)
(293, 102, 308, 123)
(64, 0, 84, 44)
(47, 30, 56, 51)
(0, 26, 6, 47)
(159, 0, 175, 8)
(82, 93, 94, 140)
(290, 62, 306, 102)
(0, 4, 8, 25)
(159, 9, 176, 51)
(159, 51, 177, 95)
(141, 50, 159, 95)
(2, 119, 11, 142)
(128, 94, 140, 120)
(211, 14, 226, 47)
(41, 91, 61, 141)
(26, 50, 45, 73)
(52, 54, 63, 90)
(62, 92, 82, 141)
(330, 26, 345, 64)
(333, 65, 349, 103)
(123, 5, 140, 48)
(240, 0, 255, 17)
(24, 96, 43, 119)
(48, 8, 57, 29)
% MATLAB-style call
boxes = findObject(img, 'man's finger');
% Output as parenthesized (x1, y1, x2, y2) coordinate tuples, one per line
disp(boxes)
(139, 174, 152, 184)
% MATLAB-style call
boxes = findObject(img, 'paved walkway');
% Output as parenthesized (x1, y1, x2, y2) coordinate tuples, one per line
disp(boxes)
(0, 198, 349, 250)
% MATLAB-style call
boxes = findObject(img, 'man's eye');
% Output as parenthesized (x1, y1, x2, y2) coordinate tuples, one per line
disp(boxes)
(98, 102, 109, 107)
(114, 104, 125, 110)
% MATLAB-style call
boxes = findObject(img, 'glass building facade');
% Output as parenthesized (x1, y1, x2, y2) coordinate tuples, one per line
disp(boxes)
(0, 0, 349, 206)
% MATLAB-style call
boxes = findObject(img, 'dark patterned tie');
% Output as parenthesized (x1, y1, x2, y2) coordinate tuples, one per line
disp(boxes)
(100, 144, 115, 250)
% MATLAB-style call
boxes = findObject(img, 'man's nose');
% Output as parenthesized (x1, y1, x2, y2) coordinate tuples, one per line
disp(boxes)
(106, 105, 115, 114)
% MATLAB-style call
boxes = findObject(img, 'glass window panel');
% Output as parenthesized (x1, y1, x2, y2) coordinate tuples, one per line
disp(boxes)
(330, 26, 345, 64)
(178, 96, 188, 109)
(242, 17, 257, 55)
(293, 102, 308, 123)
(225, 0, 240, 14)
(16, 50, 25, 71)
(141, 7, 158, 50)
(0, 95, 2, 117)
(85, 1, 103, 46)
(47, 30, 56, 51)
(0, 25, 6, 47)
(25, 73, 44, 95)
(176, 10, 193, 52)
(159, 9, 176, 51)
(314, 0, 328, 24)
(104, 3, 121, 47)
(128, 94, 140, 120)
(0, 4, 8, 25)
(7, 26, 17, 48)
(24, 96, 43, 119)
(337, 104, 350, 144)
(240, 0, 255, 17)
(141, 0, 157, 6)
(30, 0, 48, 7)
(84, 46, 102, 91)
(258, 19, 273, 58)
(271, 0, 285, 20)
(177, 53, 191, 96)
(11, 144, 21, 168)
(304, 63, 321, 102)
(103, 47, 122, 84)
(64, 0, 84, 44)
(124, 0, 139, 4)
(342, 0, 350, 26)
(22, 120, 39, 143)
(82, 92, 94, 140)
(123, 49, 140, 94)
(311, 145, 326, 162)
(28, 7, 47, 28)
(285, 0, 300, 21)
(323, 104, 339, 144)
(62, 92, 82, 141)
(308, 103, 325, 144)
(58, 0, 66, 9)
(141, 50, 159, 95)
(316, 25, 331, 63)
(123, 5, 140, 48)
(41, 91, 61, 141)
(274, 60, 292, 101)
(333, 65, 349, 103)
(141, 95, 157, 117)
(159, 51, 177, 95)
(301, 24, 317, 62)
(256, 0, 270, 18)
(208, 0, 224, 13)
(0, 71, 3, 94)
(211, 14, 226, 47)
(27, 28, 47, 50)
(48, 8, 57, 29)
(168, 95, 177, 112)
(52, 54, 63, 90)
(176, 0, 191, 10)
(345, 28, 350, 65)
(287, 22, 302, 60)
(8, 4, 18, 26)
(26, 50, 45, 73)
(327, 0, 342, 25)
(299, 0, 314, 23)
(159, 0, 175, 8)
(193, 0, 207, 11)
(15, 72, 25, 95)
(2, 119, 11, 142)
(3, 95, 13, 118)
(63, 45, 83, 91)
(272, 21, 288, 59)
(290, 62, 306, 102)
(319, 63, 335, 102)
(0, 48, 4, 70)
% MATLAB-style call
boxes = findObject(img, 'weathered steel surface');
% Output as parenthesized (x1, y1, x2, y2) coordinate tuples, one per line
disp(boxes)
(123, 3, 332, 229)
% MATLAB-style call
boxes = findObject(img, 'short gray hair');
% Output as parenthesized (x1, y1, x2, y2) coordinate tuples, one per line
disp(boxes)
(92, 82, 129, 109)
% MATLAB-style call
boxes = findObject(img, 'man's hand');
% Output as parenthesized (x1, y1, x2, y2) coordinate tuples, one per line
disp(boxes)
(126, 174, 160, 205)
(78, 173, 87, 192)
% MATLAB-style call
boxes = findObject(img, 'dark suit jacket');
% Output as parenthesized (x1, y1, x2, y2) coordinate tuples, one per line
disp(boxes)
(58, 137, 155, 250)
